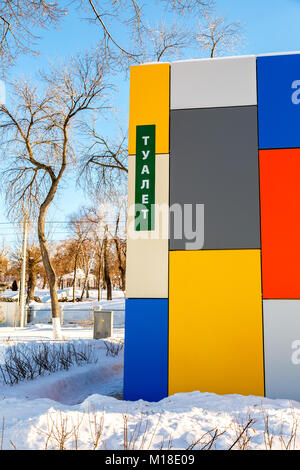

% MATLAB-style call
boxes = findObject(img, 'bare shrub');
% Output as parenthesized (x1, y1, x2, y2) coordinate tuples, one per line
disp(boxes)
(279, 405, 299, 451)
(35, 408, 106, 450)
(186, 428, 226, 450)
(35, 410, 171, 450)
(186, 414, 256, 451)
(262, 407, 275, 450)
(104, 340, 124, 357)
(229, 414, 256, 450)
(1, 417, 4, 450)
(1, 416, 16, 450)
(36, 411, 84, 450)
(123, 413, 169, 451)
(10, 405, 300, 450)
(261, 405, 300, 451)
(0, 341, 98, 385)
(88, 406, 105, 450)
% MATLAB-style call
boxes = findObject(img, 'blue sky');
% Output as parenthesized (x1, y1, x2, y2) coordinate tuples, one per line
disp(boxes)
(1, 0, 300, 245)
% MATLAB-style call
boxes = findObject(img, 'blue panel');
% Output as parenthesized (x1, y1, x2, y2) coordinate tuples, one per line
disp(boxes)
(123, 299, 168, 402)
(257, 54, 300, 149)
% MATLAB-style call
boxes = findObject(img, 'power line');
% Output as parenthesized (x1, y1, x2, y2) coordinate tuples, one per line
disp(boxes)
(0, 220, 126, 225)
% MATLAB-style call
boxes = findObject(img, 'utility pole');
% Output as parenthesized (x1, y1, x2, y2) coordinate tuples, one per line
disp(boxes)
(19, 212, 28, 328)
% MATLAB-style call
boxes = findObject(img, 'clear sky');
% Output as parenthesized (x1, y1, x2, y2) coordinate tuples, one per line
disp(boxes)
(1, 0, 300, 245)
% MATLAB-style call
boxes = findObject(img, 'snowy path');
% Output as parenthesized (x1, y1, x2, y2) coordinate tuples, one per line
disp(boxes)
(0, 309, 125, 343)
(0, 339, 124, 405)
(0, 358, 123, 405)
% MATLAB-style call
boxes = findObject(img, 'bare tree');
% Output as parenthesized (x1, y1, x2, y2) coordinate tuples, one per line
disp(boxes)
(0, 248, 9, 283)
(84, 0, 143, 59)
(68, 210, 95, 302)
(83, 0, 212, 64)
(9, 242, 42, 302)
(103, 224, 112, 301)
(146, 22, 191, 63)
(79, 240, 95, 301)
(80, 125, 128, 196)
(81, 1, 245, 191)
(52, 240, 74, 290)
(113, 212, 126, 291)
(84, 207, 107, 301)
(163, 0, 214, 13)
(26, 245, 42, 303)
(196, 10, 244, 58)
(0, 1, 65, 70)
(0, 51, 112, 338)
(94, 239, 104, 301)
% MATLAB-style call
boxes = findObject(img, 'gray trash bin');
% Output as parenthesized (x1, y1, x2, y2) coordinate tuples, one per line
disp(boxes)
(27, 305, 36, 323)
(93, 308, 113, 339)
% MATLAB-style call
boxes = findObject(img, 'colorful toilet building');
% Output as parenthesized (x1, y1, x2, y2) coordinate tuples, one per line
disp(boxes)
(124, 52, 300, 402)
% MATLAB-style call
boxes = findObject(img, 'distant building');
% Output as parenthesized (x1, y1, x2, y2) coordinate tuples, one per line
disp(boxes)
(60, 269, 96, 289)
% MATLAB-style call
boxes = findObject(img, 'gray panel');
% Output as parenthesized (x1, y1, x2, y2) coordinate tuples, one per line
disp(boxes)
(170, 106, 261, 250)
(264, 300, 300, 402)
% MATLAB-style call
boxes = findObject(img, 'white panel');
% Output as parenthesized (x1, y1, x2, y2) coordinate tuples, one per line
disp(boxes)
(264, 300, 300, 402)
(171, 55, 257, 110)
(126, 155, 169, 299)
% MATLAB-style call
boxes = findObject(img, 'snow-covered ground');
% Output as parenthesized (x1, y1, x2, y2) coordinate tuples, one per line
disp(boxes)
(1, 367, 300, 450)
(0, 330, 299, 450)
(0, 289, 125, 338)
(0, 290, 300, 450)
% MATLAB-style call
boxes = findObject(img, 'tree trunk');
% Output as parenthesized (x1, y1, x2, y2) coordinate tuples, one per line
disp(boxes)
(103, 233, 112, 301)
(114, 237, 126, 291)
(80, 273, 88, 301)
(80, 251, 95, 301)
(97, 255, 102, 302)
(72, 253, 79, 303)
(113, 215, 125, 291)
(38, 180, 62, 340)
(26, 261, 36, 304)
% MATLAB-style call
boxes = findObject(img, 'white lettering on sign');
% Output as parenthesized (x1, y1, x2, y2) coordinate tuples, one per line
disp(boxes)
(141, 208, 149, 219)
(291, 80, 300, 104)
(142, 194, 149, 204)
(291, 340, 300, 365)
(142, 136, 150, 145)
(140, 179, 149, 190)
(142, 150, 150, 160)
(141, 165, 150, 175)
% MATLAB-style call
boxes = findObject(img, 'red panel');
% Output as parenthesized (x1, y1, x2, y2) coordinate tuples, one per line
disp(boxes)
(260, 149, 300, 299)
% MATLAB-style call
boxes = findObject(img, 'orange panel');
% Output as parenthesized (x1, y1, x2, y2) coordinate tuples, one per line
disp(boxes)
(260, 149, 300, 298)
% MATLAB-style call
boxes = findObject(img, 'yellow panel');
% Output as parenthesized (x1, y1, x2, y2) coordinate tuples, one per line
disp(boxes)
(129, 64, 170, 156)
(126, 155, 169, 298)
(169, 250, 265, 397)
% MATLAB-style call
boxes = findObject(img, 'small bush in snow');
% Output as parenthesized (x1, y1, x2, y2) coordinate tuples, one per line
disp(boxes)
(104, 341, 124, 357)
(0, 342, 98, 385)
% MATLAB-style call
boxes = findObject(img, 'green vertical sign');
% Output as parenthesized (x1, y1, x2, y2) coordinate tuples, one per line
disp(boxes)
(135, 125, 156, 231)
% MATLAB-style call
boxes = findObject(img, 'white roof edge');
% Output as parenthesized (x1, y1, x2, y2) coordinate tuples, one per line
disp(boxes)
(135, 51, 300, 67)
(131, 61, 170, 66)
(171, 54, 256, 65)
(256, 51, 300, 57)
